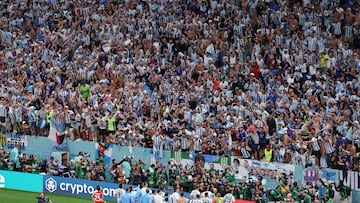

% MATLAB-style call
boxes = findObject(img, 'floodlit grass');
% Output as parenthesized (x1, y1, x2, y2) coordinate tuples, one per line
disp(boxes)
(0, 189, 116, 203)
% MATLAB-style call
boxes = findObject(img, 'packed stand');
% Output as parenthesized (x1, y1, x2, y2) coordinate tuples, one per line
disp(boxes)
(0, 0, 360, 174)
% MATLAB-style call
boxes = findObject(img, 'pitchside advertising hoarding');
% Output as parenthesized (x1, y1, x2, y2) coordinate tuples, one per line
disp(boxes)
(0, 170, 42, 192)
(43, 175, 190, 201)
(43, 175, 118, 201)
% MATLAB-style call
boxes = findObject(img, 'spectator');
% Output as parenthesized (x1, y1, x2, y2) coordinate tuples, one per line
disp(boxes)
(46, 157, 59, 176)
(9, 144, 20, 170)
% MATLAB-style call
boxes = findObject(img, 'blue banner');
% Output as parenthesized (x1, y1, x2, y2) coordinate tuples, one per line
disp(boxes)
(0, 170, 42, 192)
(43, 175, 189, 201)
(295, 166, 338, 187)
(43, 175, 118, 201)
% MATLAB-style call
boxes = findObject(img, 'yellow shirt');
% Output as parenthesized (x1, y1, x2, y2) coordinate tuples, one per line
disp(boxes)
(108, 117, 116, 131)
(279, 185, 290, 195)
(46, 110, 54, 123)
(319, 54, 329, 68)
(264, 149, 273, 162)
(214, 197, 224, 203)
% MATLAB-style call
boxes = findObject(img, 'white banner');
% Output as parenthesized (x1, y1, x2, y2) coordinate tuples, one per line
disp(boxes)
(231, 157, 295, 183)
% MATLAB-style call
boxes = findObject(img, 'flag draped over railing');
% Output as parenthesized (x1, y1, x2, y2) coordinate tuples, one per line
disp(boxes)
(48, 118, 68, 152)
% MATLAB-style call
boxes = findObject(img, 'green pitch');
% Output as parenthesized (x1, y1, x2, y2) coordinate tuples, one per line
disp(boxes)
(0, 189, 116, 203)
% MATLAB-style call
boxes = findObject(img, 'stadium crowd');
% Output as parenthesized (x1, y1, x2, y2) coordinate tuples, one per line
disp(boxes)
(0, 0, 360, 172)
(0, 0, 360, 202)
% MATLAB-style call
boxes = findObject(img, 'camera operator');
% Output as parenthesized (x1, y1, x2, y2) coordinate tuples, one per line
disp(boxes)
(37, 192, 52, 203)
(91, 161, 106, 181)
(111, 164, 121, 183)
(145, 169, 156, 188)
(0, 150, 10, 170)
(240, 181, 253, 200)
(132, 160, 146, 186)
(118, 165, 127, 184)
(30, 155, 41, 174)
(232, 183, 242, 199)
(335, 180, 350, 203)
(80, 153, 91, 179)
(283, 193, 295, 203)
(253, 183, 265, 203)
(254, 192, 265, 203)
(46, 157, 59, 176)
(266, 186, 283, 202)
(167, 164, 178, 186)
(301, 189, 312, 203)
(118, 156, 131, 180)
(20, 153, 31, 172)
(291, 182, 302, 202)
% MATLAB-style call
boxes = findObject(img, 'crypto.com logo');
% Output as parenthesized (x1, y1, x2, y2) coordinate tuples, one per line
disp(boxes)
(45, 178, 57, 193)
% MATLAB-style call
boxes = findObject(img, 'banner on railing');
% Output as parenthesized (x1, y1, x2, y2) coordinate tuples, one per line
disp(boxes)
(339, 170, 360, 192)
(5, 133, 28, 150)
(49, 118, 68, 152)
(230, 157, 295, 183)
(301, 167, 338, 185)
(170, 151, 231, 170)
(295, 167, 353, 202)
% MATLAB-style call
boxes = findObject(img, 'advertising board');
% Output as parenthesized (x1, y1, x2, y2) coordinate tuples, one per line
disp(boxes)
(0, 170, 42, 192)
(43, 175, 118, 201)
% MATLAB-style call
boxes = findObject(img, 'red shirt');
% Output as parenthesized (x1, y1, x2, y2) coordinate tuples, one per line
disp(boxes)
(269, 58, 276, 68)
(92, 191, 104, 203)
(212, 78, 219, 90)
(252, 64, 260, 79)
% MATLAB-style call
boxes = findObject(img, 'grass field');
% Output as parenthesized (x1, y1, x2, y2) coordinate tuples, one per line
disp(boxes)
(0, 189, 117, 203)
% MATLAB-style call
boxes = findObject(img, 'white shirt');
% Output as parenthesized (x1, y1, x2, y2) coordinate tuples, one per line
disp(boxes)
(153, 194, 163, 203)
(170, 192, 180, 203)
(223, 193, 235, 203)
(190, 190, 201, 200)
(116, 188, 126, 203)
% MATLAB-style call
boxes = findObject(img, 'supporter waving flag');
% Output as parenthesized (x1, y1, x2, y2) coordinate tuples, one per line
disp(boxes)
(95, 142, 113, 166)
(48, 118, 68, 152)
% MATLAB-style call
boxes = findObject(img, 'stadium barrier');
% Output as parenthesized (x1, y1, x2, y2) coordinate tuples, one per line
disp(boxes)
(0, 170, 43, 192)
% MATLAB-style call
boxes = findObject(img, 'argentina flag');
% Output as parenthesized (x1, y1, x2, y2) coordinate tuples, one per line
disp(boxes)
(95, 142, 113, 166)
